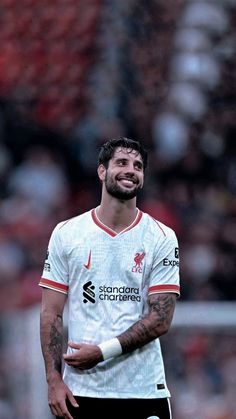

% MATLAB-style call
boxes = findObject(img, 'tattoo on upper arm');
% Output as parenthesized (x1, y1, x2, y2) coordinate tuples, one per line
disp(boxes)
(149, 293, 176, 329)
(49, 315, 63, 373)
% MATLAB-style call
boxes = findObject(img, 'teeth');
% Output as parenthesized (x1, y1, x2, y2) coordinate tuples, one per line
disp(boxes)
(119, 179, 135, 186)
(119, 178, 134, 183)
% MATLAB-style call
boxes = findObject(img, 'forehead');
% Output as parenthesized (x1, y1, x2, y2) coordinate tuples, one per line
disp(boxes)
(112, 147, 142, 162)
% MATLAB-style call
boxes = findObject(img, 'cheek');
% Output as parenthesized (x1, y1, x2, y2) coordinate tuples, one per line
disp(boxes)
(139, 175, 144, 187)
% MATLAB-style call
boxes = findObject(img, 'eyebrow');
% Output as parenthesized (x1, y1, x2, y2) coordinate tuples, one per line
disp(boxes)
(114, 157, 143, 167)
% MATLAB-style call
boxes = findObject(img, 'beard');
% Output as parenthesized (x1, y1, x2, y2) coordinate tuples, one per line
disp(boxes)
(105, 173, 142, 200)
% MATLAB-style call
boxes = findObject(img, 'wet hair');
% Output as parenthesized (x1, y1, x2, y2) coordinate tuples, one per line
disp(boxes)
(98, 137, 148, 170)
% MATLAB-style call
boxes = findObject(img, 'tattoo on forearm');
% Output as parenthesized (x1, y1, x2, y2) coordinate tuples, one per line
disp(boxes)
(48, 315, 63, 373)
(119, 293, 176, 353)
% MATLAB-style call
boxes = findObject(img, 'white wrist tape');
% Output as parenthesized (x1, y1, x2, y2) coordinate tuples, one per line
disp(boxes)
(98, 338, 122, 360)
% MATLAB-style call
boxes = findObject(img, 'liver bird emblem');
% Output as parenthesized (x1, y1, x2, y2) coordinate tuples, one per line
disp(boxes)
(132, 252, 145, 272)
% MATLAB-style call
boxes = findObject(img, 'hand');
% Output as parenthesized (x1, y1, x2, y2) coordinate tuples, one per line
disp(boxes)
(48, 375, 79, 419)
(63, 341, 103, 370)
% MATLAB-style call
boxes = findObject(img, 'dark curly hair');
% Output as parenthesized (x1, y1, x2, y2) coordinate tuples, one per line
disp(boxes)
(98, 137, 148, 170)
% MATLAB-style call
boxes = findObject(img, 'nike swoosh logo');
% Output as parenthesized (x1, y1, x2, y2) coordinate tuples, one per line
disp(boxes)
(84, 250, 91, 269)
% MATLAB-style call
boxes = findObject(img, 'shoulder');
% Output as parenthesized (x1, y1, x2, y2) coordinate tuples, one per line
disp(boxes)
(141, 210, 177, 239)
(52, 209, 92, 237)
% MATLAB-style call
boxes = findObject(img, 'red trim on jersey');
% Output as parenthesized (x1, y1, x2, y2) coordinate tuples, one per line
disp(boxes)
(91, 208, 143, 237)
(39, 278, 68, 294)
(92, 209, 116, 237)
(150, 217, 166, 236)
(148, 284, 180, 295)
(125, 210, 143, 232)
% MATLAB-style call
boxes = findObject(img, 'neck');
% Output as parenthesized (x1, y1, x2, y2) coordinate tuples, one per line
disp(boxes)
(97, 194, 138, 233)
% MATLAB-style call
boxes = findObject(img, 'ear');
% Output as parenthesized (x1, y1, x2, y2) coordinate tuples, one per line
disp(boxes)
(97, 164, 106, 181)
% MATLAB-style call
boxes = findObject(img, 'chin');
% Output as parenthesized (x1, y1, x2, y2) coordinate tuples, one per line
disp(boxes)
(111, 189, 139, 200)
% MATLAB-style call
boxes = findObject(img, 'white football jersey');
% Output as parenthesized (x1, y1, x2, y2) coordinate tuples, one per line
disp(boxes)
(39, 207, 180, 399)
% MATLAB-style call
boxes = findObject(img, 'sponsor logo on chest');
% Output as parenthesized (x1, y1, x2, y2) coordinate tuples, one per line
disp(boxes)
(82, 281, 141, 304)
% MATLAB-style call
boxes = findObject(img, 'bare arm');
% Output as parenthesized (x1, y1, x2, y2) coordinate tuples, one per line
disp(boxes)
(118, 292, 177, 353)
(40, 288, 78, 419)
(40, 288, 66, 381)
(64, 292, 176, 369)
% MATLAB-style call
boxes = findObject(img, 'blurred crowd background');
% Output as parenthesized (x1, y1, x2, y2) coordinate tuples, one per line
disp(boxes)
(0, 0, 235, 418)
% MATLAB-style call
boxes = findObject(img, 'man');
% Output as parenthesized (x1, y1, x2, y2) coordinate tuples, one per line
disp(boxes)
(39, 137, 180, 419)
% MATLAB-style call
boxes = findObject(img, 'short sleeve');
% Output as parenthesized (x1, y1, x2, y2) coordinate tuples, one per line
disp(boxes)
(39, 223, 69, 294)
(148, 230, 180, 296)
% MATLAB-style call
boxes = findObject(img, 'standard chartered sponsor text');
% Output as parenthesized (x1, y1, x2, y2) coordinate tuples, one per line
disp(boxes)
(99, 285, 141, 301)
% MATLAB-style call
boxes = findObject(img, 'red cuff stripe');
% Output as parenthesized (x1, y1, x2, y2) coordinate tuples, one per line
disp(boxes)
(149, 284, 180, 295)
(39, 278, 68, 294)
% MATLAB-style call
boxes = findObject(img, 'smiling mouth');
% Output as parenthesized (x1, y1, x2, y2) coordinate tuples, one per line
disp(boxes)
(118, 178, 137, 187)
(118, 178, 137, 190)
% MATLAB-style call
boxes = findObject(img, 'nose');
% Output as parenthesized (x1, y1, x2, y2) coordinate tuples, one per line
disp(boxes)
(124, 162, 135, 174)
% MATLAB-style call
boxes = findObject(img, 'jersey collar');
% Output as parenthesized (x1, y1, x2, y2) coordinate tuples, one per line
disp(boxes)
(91, 207, 143, 237)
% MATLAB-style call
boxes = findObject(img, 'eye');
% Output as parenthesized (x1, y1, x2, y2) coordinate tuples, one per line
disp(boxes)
(117, 159, 126, 166)
(134, 162, 143, 171)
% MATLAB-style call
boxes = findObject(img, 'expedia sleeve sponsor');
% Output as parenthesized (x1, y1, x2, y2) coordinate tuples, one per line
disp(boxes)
(163, 258, 179, 267)
(148, 232, 180, 295)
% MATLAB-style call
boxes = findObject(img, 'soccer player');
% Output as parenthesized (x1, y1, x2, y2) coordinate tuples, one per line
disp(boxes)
(39, 137, 180, 419)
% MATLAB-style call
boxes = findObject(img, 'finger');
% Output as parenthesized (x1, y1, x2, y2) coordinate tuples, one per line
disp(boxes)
(63, 354, 72, 360)
(63, 354, 78, 361)
(68, 341, 81, 349)
(63, 409, 74, 419)
(67, 392, 79, 409)
(49, 405, 60, 417)
(49, 402, 64, 418)
(60, 402, 74, 419)
(64, 360, 76, 365)
(64, 360, 82, 367)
